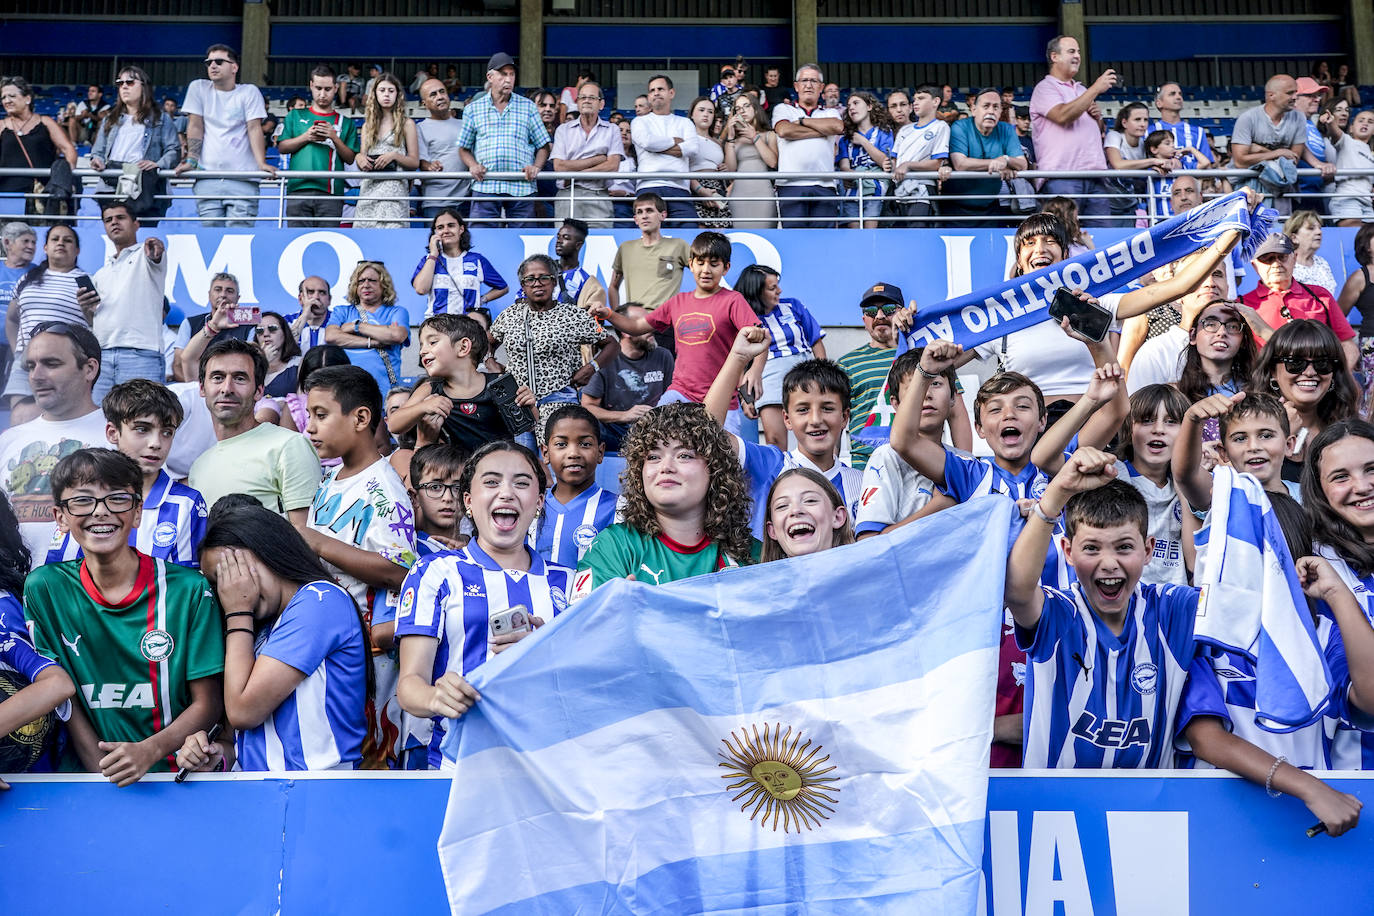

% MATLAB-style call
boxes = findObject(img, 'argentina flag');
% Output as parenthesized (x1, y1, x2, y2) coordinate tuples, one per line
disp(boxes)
(436, 496, 1015, 915)
(1195, 467, 1334, 731)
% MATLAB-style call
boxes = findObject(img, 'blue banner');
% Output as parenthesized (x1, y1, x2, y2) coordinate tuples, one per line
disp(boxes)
(58, 223, 1364, 330)
(3, 772, 1370, 914)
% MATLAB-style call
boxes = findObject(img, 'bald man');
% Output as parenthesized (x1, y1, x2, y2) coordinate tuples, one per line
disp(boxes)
(1229, 74, 1308, 214)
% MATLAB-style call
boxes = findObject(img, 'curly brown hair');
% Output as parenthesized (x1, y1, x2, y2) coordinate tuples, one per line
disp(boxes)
(617, 403, 754, 565)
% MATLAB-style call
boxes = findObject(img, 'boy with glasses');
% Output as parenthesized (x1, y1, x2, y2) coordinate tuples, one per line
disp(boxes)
(175, 43, 277, 227)
(24, 448, 223, 784)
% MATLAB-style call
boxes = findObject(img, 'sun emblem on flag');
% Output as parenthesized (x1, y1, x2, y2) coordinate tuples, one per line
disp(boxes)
(718, 723, 840, 833)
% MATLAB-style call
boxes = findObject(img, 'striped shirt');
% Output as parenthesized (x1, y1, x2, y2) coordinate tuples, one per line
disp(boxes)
(735, 436, 863, 539)
(14, 268, 90, 351)
(415, 530, 451, 559)
(529, 485, 618, 569)
(760, 297, 824, 360)
(457, 92, 551, 197)
(1019, 582, 1198, 769)
(1147, 118, 1214, 216)
(283, 312, 329, 353)
(835, 343, 897, 470)
(1317, 552, 1374, 769)
(394, 541, 572, 768)
(0, 590, 55, 683)
(45, 470, 208, 568)
(236, 581, 368, 771)
(411, 250, 507, 318)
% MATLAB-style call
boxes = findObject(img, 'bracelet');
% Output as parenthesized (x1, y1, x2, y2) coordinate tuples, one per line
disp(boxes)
(225, 627, 255, 637)
(915, 365, 940, 380)
(1266, 755, 1288, 798)
(1031, 501, 1058, 525)
(426, 254, 438, 261)
(224, 611, 255, 619)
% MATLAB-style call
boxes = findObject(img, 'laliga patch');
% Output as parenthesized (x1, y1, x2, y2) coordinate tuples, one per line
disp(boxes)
(400, 588, 415, 619)
(152, 521, 178, 548)
(140, 629, 175, 662)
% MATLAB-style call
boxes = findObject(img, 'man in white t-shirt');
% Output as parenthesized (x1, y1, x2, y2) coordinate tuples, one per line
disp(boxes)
(771, 63, 844, 228)
(416, 78, 470, 221)
(631, 74, 699, 227)
(0, 324, 110, 567)
(174, 43, 276, 226)
(91, 201, 167, 403)
(889, 83, 951, 225)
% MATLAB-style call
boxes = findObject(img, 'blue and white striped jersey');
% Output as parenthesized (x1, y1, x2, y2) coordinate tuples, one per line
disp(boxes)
(235, 581, 368, 771)
(1317, 552, 1374, 770)
(393, 542, 572, 768)
(760, 297, 824, 360)
(45, 470, 208, 568)
(1146, 118, 1214, 216)
(735, 435, 862, 539)
(416, 530, 452, 559)
(411, 250, 507, 317)
(941, 449, 1050, 503)
(529, 485, 618, 570)
(1019, 581, 1198, 768)
(282, 312, 329, 353)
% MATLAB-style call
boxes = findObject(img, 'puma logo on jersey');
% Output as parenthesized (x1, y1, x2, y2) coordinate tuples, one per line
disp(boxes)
(637, 565, 666, 586)
(304, 584, 331, 601)
(1070, 712, 1151, 750)
(82, 682, 154, 709)
(61, 632, 82, 657)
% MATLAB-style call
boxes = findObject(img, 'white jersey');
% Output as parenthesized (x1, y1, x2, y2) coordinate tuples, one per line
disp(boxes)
(853, 443, 937, 536)
(891, 118, 950, 201)
(1114, 460, 1185, 586)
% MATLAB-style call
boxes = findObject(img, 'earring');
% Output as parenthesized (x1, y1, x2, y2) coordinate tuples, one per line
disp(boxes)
(1270, 379, 1280, 392)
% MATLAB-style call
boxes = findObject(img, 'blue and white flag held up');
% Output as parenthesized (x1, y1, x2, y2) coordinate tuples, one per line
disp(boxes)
(901, 190, 1274, 354)
(1194, 467, 1334, 731)
(436, 496, 1015, 915)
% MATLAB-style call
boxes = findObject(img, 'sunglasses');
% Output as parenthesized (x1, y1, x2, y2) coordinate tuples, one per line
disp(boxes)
(115, 78, 142, 87)
(862, 304, 899, 317)
(1279, 356, 1336, 375)
(204, 58, 234, 67)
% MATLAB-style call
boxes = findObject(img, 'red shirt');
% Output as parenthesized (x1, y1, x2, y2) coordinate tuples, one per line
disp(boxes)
(645, 288, 760, 404)
(1241, 281, 1354, 341)
(990, 613, 1026, 768)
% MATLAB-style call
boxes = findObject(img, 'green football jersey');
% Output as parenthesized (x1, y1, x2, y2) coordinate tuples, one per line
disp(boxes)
(25, 554, 225, 771)
(279, 108, 360, 195)
(571, 524, 749, 601)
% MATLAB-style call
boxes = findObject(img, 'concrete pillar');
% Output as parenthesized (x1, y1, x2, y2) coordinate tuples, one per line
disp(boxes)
(241, 0, 270, 86)
(1353, 0, 1374, 92)
(793, 0, 817, 72)
(520, 0, 543, 88)
(1059, 0, 1087, 66)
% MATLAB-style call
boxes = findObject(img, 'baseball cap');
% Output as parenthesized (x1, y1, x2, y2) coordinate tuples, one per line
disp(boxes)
(368, 63, 382, 73)
(860, 282, 904, 308)
(1295, 77, 1331, 97)
(486, 52, 516, 73)
(1252, 232, 1296, 260)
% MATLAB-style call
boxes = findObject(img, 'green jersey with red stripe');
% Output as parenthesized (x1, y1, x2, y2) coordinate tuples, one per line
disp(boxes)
(24, 553, 225, 771)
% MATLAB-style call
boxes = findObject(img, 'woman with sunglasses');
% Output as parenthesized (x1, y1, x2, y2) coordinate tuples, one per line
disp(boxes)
(89, 66, 180, 225)
(1251, 319, 1361, 482)
(252, 311, 303, 398)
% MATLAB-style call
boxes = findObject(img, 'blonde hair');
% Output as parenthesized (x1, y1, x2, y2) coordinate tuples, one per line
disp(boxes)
(361, 72, 410, 152)
(1283, 209, 1322, 238)
(346, 260, 398, 307)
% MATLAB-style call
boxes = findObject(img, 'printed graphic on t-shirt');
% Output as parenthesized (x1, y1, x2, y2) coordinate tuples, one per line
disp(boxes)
(676, 313, 716, 346)
(4, 438, 88, 524)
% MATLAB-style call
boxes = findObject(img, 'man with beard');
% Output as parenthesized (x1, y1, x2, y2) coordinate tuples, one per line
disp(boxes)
(836, 283, 903, 470)
(581, 303, 674, 452)
(187, 338, 320, 523)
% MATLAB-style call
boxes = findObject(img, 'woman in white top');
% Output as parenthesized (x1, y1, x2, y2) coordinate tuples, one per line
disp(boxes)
(687, 95, 729, 227)
(355, 73, 419, 229)
(3, 225, 95, 403)
(1103, 102, 1174, 226)
(1285, 210, 1338, 291)
(88, 65, 180, 223)
(1327, 108, 1374, 226)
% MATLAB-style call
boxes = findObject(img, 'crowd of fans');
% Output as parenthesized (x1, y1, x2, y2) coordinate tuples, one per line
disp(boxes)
(2, 42, 1372, 228)
(2, 37, 1374, 840)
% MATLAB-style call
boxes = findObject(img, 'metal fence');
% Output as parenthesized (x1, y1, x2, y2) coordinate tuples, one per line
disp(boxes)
(2, 166, 1369, 228)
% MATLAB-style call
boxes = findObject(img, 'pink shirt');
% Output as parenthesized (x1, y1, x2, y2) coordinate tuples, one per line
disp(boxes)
(1029, 75, 1107, 173)
(646, 289, 760, 404)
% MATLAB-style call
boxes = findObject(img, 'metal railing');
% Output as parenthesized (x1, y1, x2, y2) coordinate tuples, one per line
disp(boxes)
(2, 166, 1370, 227)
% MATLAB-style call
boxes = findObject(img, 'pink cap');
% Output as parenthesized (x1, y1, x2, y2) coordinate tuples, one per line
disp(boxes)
(1295, 77, 1332, 96)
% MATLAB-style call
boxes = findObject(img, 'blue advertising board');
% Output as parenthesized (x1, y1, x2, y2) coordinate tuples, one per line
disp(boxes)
(3, 771, 1370, 914)
(60, 226, 1363, 330)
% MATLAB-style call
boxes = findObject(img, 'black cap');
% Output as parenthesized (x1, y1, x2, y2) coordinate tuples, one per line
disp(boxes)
(860, 282, 904, 308)
(486, 52, 516, 73)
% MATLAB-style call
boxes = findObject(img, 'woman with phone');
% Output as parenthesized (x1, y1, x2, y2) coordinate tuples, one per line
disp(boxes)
(174, 501, 371, 773)
(393, 441, 572, 770)
(410, 207, 508, 317)
(722, 93, 778, 229)
(3, 224, 97, 405)
(354, 72, 418, 228)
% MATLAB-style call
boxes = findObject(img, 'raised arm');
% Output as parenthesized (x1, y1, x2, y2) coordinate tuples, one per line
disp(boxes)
(890, 340, 962, 487)
(1041, 70, 1117, 127)
(1172, 391, 1245, 511)
(704, 326, 770, 425)
(1116, 229, 1243, 319)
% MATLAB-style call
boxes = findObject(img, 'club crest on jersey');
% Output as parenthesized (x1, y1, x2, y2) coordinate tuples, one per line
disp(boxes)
(1030, 477, 1048, 501)
(152, 521, 178, 548)
(1012, 660, 1026, 686)
(550, 586, 567, 612)
(1130, 662, 1159, 695)
(140, 629, 175, 662)
(573, 524, 598, 549)
(459, 402, 477, 415)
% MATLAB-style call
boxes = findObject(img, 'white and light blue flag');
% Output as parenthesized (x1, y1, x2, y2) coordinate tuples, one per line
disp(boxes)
(1195, 467, 1334, 731)
(436, 496, 1015, 914)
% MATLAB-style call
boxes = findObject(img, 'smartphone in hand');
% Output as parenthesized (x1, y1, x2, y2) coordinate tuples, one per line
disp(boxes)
(1048, 287, 1113, 343)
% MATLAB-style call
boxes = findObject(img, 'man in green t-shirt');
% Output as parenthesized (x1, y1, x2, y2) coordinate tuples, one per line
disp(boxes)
(25, 448, 224, 785)
(276, 64, 359, 227)
(836, 283, 901, 470)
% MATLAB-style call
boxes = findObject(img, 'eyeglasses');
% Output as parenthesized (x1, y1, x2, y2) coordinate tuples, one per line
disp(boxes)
(1197, 317, 1243, 334)
(862, 304, 899, 317)
(577, 95, 603, 102)
(57, 492, 138, 516)
(115, 78, 142, 87)
(415, 482, 463, 498)
(521, 275, 556, 286)
(1279, 356, 1336, 375)
(204, 58, 233, 67)
(797, 78, 822, 85)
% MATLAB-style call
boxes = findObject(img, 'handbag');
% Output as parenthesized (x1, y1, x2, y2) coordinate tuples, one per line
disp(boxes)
(10, 126, 47, 216)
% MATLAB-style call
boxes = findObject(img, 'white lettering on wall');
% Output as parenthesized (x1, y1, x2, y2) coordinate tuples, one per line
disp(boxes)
(164, 234, 258, 306)
(277, 231, 366, 305)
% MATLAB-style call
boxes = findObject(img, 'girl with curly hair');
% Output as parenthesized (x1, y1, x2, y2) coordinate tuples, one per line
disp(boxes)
(571, 403, 755, 600)
(837, 91, 894, 229)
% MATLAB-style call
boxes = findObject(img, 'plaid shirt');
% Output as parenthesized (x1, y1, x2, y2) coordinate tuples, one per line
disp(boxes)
(458, 92, 551, 197)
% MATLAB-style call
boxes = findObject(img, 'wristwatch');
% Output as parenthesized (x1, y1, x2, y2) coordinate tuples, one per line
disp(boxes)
(353, 318, 362, 334)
